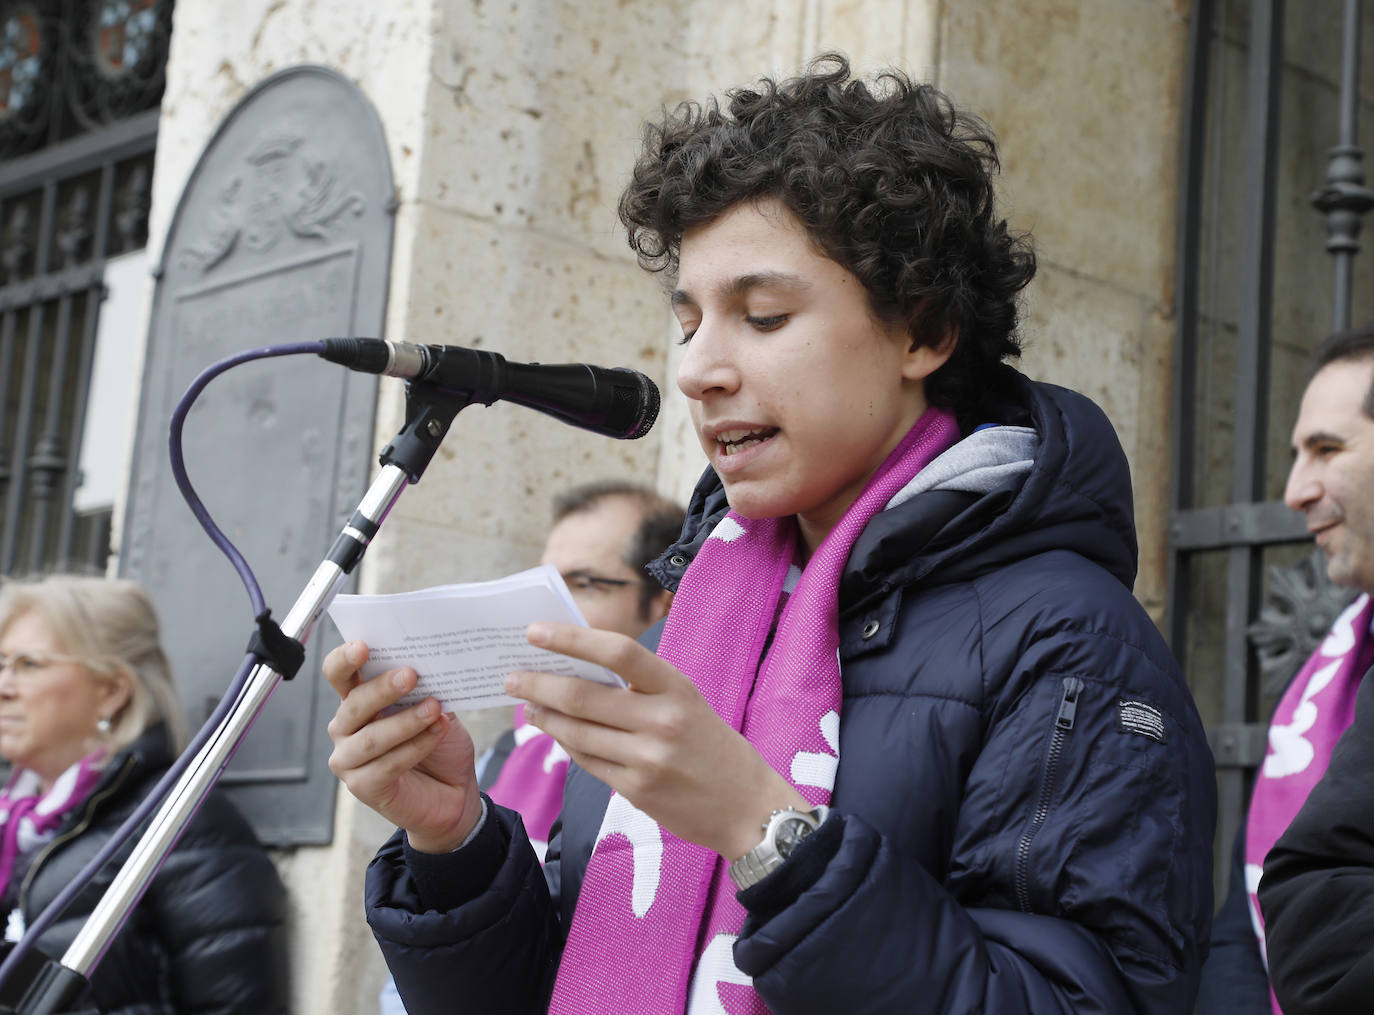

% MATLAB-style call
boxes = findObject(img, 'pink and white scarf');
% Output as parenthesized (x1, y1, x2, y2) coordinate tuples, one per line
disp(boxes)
(0, 752, 106, 900)
(1246, 592, 1374, 1014)
(488, 705, 570, 860)
(549, 408, 959, 1015)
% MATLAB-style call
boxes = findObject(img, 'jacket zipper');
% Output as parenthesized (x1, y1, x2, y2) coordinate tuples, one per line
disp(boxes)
(17, 756, 137, 921)
(1013, 676, 1084, 913)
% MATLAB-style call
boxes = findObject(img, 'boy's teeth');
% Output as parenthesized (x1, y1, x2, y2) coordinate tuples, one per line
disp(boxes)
(717, 429, 773, 455)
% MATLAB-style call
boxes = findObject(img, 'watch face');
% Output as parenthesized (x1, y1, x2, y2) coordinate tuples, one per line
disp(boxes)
(774, 817, 812, 858)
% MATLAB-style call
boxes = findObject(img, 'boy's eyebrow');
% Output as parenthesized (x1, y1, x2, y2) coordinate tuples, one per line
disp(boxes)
(671, 270, 811, 307)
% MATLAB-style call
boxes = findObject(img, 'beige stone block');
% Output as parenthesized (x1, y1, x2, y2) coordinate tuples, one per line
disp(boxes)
(812, 0, 940, 78)
(418, 0, 690, 260)
(937, 0, 1185, 302)
(358, 213, 674, 588)
(677, 1, 799, 92)
(360, 514, 543, 594)
(673, 0, 941, 122)
(1018, 261, 1174, 614)
(1019, 263, 1146, 446)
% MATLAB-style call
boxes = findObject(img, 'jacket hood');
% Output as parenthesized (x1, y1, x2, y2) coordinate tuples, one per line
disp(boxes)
(648, 367, 1139, 609)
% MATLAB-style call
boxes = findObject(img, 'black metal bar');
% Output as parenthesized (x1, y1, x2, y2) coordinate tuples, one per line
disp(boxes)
(1208, 721, 1270, 769)
(2, 311, 45, 575)
(1170, 500, 1311, 550)
(1338, 1, 1361, 160)
(1312, 0, 1371, 332)
(1218, 0, 1286, 892)
(84, 510, 109, 572)
(26, 292, 75, 572)
(89, 160, 115, 261)
(1167, 0, 1215, 659)
(0, 262, 108, 311)
(55, 162, 115, 567)
(0, 112, 158, 200)
(0, 180, 57, 574)
(0, 310, 17, 494)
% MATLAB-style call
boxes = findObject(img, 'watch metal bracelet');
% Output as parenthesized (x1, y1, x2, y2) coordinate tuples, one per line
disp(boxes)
(727, 804, 830, 891)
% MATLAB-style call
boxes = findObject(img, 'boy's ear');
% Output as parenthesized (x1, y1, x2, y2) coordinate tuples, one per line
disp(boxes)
(645, 589, 673, 626)
(902, 324, 957, 382)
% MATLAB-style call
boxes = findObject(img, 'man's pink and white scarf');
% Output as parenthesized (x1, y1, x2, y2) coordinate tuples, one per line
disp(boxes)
(488, 705, 569, 859)
(0, 752, 106, 898)
(1246, 592, 1374, 1014)
(549, 408, 959, 1015)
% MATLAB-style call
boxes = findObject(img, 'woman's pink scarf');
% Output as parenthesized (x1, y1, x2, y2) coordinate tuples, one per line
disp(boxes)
(550, 408, 959, 1015)
(1246, 592, 1374, 1014)
(0, 752, 106, 899)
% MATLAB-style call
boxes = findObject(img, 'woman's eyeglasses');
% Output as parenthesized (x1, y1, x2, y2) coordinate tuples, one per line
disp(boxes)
(0, 651, 91, 677)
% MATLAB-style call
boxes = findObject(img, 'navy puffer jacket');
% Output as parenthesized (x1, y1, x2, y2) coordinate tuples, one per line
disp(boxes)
(367, 368, 1216, 1014)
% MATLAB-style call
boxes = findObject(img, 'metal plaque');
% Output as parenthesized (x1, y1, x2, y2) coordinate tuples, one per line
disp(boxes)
(121, 65, 393, 845)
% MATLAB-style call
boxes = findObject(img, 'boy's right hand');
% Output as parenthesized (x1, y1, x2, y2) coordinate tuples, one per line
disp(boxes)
(324, 640, 484, 853)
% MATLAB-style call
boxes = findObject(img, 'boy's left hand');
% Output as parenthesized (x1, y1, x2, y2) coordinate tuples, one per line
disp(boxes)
(506, 622, 809, 860)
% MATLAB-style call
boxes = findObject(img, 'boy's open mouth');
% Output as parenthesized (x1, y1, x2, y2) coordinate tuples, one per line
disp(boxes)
(717, 427, 779, 456)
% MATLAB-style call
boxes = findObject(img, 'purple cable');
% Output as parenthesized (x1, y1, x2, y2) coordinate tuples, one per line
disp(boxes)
(168, 341, 326, 616)
(0, 340, 328, 992)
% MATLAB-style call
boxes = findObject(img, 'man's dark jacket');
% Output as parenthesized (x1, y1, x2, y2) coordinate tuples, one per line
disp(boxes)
(5, 725, 289, 1014)
(1197, 826, 1275, 1013)
(367, 368, 1217, 1014)
(1261, 664, 1374, 1014)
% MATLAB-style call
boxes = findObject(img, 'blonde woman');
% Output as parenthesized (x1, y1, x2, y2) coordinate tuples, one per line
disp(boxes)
(0, 575, 288, 1014)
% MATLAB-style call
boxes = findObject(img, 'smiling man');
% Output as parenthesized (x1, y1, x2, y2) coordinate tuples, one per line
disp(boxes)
(1249, 324, 1374, 1015)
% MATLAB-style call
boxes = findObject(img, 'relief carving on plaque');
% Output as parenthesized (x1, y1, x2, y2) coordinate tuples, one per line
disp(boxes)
(177, 130, 366, 273)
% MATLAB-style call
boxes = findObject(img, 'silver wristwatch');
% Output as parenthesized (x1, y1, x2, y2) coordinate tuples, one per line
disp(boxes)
(727, 805, 830, 890)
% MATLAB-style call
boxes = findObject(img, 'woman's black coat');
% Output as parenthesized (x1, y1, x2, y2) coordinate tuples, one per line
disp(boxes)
(6, 725, 289, 1014)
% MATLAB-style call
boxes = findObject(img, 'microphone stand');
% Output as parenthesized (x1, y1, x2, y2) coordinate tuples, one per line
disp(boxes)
(0, 380, 474, 1014)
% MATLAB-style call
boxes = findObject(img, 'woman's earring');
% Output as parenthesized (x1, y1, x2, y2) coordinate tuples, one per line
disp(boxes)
(97, 716, 112, 734)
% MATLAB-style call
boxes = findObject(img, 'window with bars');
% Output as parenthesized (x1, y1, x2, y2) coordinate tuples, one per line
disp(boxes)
(0, 0, 172, 578)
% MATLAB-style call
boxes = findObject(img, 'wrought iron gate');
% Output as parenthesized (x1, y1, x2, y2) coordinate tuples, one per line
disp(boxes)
(0, 0, 170, 578)
(1170, 0, 1373, 891)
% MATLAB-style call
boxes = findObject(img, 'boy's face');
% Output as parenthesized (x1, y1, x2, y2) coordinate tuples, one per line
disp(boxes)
(671, 198, 949, 553)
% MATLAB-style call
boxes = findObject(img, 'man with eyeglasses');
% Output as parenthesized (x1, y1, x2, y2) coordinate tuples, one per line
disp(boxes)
(540, 481, 684, 640)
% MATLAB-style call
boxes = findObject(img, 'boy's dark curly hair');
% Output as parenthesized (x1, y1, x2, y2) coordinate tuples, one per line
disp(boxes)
(617, 53, 1036, 422)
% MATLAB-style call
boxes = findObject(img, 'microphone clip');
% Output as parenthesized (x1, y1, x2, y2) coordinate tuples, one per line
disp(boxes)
(377, 379, 476, 483)
(244, 610, 305, 681)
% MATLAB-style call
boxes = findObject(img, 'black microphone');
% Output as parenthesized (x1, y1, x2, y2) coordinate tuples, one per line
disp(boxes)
(320, 338, 660, 440)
